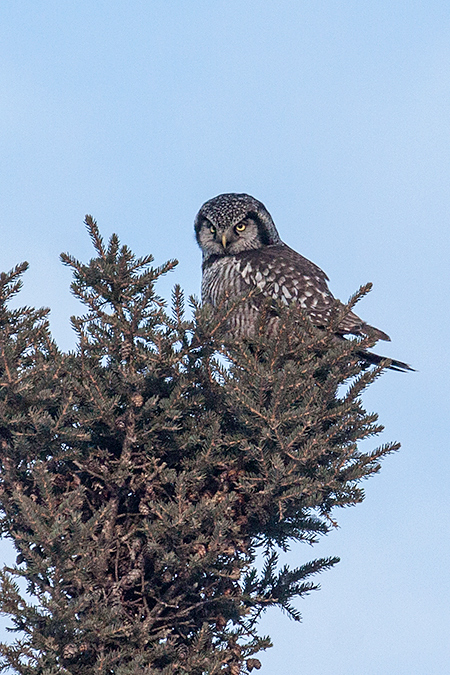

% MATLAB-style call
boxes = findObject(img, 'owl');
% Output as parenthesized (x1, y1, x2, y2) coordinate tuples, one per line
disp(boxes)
(195, 193, 413, 371)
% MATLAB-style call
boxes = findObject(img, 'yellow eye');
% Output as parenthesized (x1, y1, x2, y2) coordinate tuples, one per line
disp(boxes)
(235, 222, 246, 232)
(209, 225, 216, 234)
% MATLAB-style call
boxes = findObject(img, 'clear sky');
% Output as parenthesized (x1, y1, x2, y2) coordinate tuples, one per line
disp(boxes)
(1, 2, 449, 673)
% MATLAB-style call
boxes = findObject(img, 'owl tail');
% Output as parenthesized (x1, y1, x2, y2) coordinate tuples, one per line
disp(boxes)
(358, 350, 415, 372)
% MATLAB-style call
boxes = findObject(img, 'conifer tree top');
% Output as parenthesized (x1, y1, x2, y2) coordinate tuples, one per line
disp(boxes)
(0, 218, 399, 674)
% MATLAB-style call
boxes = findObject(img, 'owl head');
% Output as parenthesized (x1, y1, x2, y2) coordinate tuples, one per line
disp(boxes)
(195, 193, 282, 260)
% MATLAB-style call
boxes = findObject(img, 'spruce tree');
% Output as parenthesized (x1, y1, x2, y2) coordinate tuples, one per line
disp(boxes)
(0, 218, 399, 674)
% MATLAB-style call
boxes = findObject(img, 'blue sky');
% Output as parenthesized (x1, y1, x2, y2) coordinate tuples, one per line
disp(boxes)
(1, 2, 449, 673)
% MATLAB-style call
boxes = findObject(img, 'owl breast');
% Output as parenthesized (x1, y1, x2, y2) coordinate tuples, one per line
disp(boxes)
(201, 245, 335, 340)
(201, 255, 259, 338)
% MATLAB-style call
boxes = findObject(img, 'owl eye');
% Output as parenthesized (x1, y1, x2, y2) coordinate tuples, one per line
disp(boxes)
(209, 224, 216, 234)
(235, 222, 246, 232)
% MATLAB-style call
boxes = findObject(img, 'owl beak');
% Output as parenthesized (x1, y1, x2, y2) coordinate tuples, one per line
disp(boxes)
(221, 233, 228, 249)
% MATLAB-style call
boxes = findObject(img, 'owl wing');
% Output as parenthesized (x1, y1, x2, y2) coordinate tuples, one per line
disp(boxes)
(231, 244, 390, 341)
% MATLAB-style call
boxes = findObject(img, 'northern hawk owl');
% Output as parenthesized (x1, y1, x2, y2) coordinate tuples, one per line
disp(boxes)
(195, 193, 412, 371)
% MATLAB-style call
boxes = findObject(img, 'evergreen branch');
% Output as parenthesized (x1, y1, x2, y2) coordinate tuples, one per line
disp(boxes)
(85, 215, 106, 258)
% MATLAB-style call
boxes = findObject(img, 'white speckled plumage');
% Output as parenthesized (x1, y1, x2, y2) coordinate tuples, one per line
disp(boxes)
(194, 193, 413, 371)
(195, 193, 384, 339)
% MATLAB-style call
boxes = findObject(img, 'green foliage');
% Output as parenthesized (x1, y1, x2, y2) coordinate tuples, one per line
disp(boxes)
(0, 217, 399, 674)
